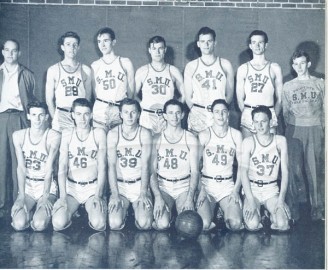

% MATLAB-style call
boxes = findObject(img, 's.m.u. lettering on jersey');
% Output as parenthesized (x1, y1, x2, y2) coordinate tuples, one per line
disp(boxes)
(23, 150, 48, 171)
(247, 73, 269, 93)
(251, 153, 279, 176)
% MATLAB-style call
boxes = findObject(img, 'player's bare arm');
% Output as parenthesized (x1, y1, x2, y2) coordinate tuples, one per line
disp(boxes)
(230, 128, 243, 203)
(121, 57, 135, 98)
(82, 64, 93, 102)
(93, 128, 107, 213)
(271, 62, 283, 116)
(276, 135, 289, 209)
(138, 127, 153, 210)
(240, 137, 257, 221)
(45, 65, 58, 118)
(11, 130, 27, 217)
(134, 65, 148, 103)
(236, 64, 247, 112)
(183, 60, 197, 109)
(170, 65, 185, 103)
(221, 58, 235, 104)
(107, 126, 122, 213)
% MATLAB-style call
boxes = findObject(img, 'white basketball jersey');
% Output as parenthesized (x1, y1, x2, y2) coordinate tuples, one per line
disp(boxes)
(140, 64, 175, 109)
(92, 57, 127, 102)
(202, 127, 236, 177)
(244, 62, 275, 107)
(55, 62, 86, 109)
(68, 128, 98, 181)
(22, 128, 50, 179)
(157, 130, 191, 179)
(116, 125, 142, 180)
(191, 57, 227, 106)
(248, 135, 280, 181)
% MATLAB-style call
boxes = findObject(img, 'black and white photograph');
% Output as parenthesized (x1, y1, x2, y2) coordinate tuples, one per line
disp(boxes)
(0, 0, 325, 268)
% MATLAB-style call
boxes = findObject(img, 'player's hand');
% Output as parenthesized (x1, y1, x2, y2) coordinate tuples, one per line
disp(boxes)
(108, 195, 123, 213)
(182, 197, 195, 212)
(93, 196, 105, 213)
(196, 187, 208, 209)
(137, 193, 153, 211)
(11, 197, 27, 218)
(244, 197, 257, 221)
(36, 195, 53, 217)
(153, 195, 169, 220)
(52, 197, 67, 215)
(228, 190, 241, 204)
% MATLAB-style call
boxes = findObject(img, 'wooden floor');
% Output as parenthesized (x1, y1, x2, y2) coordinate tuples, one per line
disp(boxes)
(0, 204, 325, 269)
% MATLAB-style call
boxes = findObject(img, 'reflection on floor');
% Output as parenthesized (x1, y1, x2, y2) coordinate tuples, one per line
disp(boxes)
(0, 204, 325, 269)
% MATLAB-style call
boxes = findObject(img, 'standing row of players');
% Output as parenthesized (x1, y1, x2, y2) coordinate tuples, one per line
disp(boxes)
(12, 97, 290, 232)
(1, 25, 324, 228)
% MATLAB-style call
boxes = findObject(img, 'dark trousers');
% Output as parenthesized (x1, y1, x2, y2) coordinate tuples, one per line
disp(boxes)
(0, 110, 28, 209)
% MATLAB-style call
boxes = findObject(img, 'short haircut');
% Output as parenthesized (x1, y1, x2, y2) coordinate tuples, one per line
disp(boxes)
(211, 99, 229, 112)
(2, 39, 20, 51)
(197, 27, 216, 41)
(248, 30, 268, 44)
(148, 36, 166, 48)
(72, 98, 92, 112)
(251, 106, 272, 120)
(59, 31, 80, 46)
(27, 101, 48, 114)
(96, 27, 115, 41)
(119, 98, 141, 113)
(163, 99, 184, 114)
(292, 50, 310, 63)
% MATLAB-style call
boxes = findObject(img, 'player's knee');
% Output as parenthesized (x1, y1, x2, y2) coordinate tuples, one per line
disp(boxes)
(154, 216, 170, 230)
(89, 217, 106, 231)
(244, 217, 261, 231)
(109, 216, 125, 230)
(136, 216, 152, 230)
(11, 216, 29, 231)
(31, 217, 49, 232)
(272, 217, 290, 231)
(226, 217, 243, 231)
(201, 217, 212, 231)
(52, 214, 70, 231)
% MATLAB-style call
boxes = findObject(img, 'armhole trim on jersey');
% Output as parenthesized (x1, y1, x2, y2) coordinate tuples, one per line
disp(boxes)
(44, 128, 51, 152)
(91, 128, 98, 147)
(204, 127, 212, 148)
(168, 64, 173, 82)
(55, 63, 61, 91)
(268, 62, 275, 88)
(68, 128, 75, 145)
(230, 127, 237, 148)
(184, 130, 191, 152)
(191, 58, 199, 78)
(138, 126, 142, 146)
(274, 135, 281, 156)
(117, 125, 121, 145)
(218, 57, 227, 79)
(119, 56, 127, 76)
(250, 135, 256, 157)
(22, 128, 28, 148)
(245, 62, 249, 80)
(141, 65, 150, 87)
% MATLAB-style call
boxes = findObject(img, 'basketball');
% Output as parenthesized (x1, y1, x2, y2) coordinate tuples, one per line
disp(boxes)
(175, 210, 203, 239)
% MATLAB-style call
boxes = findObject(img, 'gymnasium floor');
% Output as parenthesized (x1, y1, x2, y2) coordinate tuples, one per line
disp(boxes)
(0, 203, 325, 269)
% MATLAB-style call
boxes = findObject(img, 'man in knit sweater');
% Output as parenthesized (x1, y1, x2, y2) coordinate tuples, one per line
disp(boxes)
(282, 50, 325, 222)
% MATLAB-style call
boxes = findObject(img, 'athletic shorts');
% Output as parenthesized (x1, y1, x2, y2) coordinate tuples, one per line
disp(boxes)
(202, 177, 235, 202)
(248, 181, 279, 204)
(117, 180, 142, 203)
(52, 108, 74, 132)
(67, 179, 98, 204)
(25, 178, 58, 201)
(188, 106, 213, 134)
(158, 177, 190, 200)
(139, 110, 166, 134)
(92, 100, 122, 129)
(241, 107, 278, 133)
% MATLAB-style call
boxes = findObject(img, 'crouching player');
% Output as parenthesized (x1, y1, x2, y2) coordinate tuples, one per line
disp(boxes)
(11, 101, 60, 231)
(241, 106, 290, 231)
(52, 98, 107, 231)
(196, 99, 243, 231)
(107, 98, 153, 230)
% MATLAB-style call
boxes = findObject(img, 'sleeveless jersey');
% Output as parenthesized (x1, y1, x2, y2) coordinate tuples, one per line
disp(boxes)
(202, 127, 236, 177)
(92, 57, 127, 102)
(157, 130, 191, 179)
(140, 64, 175, 109)
(55, 62, 86, 109)
(22, 128, 50, 179)
(116, 125, 142, 180)
(68, 128, 98, 181)
(191, 57, 227, 106)
(248, 135, 280, 181)
(244, 62, 275, 107)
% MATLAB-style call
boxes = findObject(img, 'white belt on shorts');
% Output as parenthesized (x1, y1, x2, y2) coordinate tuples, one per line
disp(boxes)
(157, 174, 190, 182)
(202, 174, 232, 182)
(68, 177, 97, 186)
(117, 177, 141, 184)
(250, 179, 277, 187)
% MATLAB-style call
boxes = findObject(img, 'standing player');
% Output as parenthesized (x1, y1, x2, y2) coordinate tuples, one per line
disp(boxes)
(196, 99, 243, 231)
(135, 36, 185, 134)
(92, 27, 135, 132)
(236, 30, 283, 138)
(241, 106, 290, 231)
(52, 98, 107, 231)
(282, 50, 325, 222)
(107, 98, 153, 230)
(11, 101, 60, 231)
(150, 99, 199, 230)
(184, 26, 234, 134)
(46, 31, 92, 132)
(0, 39, 37, 215)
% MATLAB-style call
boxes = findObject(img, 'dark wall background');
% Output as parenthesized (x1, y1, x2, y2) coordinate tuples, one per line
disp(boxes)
(0, 4, 325, 129)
